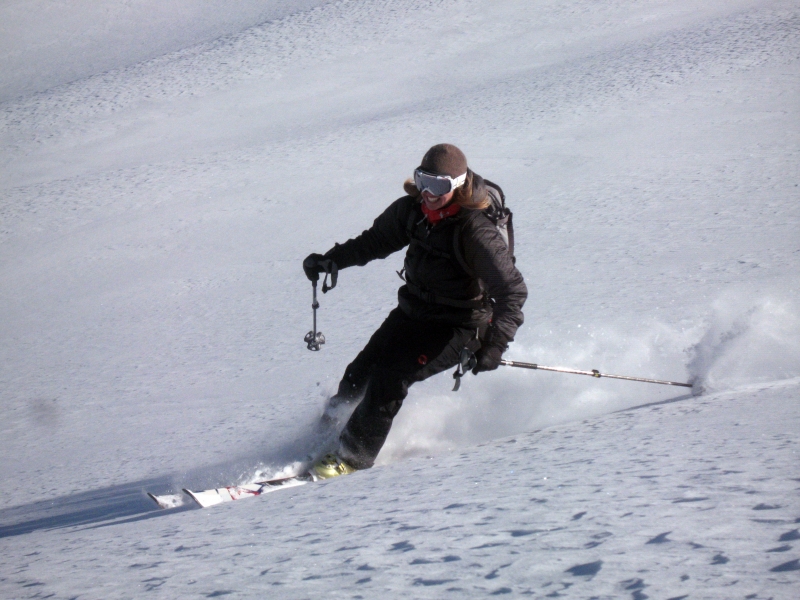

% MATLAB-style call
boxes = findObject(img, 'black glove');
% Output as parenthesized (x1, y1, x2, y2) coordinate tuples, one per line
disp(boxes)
(303, 253, 326, 282)
(472, 345, 504, 374)
(303, 253, 338, 291)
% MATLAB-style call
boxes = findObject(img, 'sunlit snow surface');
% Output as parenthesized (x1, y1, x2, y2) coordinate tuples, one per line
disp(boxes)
(0, 0, 798, 598)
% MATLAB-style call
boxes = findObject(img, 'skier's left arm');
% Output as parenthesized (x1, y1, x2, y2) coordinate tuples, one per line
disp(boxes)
(462, 219, 527, 370)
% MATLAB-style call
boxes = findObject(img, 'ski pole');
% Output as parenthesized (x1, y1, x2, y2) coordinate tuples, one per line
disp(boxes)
(302, 257, 337, 351)
(499, 359, 693, 388)
(304, 280, 325, 351)
(452, 347, 478, 391)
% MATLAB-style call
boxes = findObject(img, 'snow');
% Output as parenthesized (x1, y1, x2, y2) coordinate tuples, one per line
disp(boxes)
(1, 0, 798, 597)
(0, 0, 332, 102)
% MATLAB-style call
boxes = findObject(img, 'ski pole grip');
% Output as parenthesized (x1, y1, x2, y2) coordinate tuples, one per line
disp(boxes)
(500, 359, 538, 369)
(303, 256, 321, 282)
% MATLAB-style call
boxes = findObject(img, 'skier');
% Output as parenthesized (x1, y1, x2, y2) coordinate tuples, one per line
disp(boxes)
(303, 144, 527, 478)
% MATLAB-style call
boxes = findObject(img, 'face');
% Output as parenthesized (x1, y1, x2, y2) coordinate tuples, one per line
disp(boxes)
(421, 189, 455, 211)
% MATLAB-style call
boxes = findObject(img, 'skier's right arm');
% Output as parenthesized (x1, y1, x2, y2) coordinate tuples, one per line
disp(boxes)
(320, 196, 414, 270)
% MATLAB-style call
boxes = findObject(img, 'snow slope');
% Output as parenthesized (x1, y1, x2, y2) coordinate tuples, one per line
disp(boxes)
(1, 0, 798, 597)
(2, 380, 798, 598)
(0, 0, 332, 102)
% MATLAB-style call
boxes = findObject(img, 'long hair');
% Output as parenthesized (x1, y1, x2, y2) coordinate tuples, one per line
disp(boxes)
(403, 170, 490, 210)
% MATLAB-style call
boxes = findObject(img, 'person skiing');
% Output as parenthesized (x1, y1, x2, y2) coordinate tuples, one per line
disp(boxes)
(303, 143, 527, 478)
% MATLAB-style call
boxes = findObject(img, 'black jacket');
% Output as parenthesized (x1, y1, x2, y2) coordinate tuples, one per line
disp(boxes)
(325, 176, 527, 348)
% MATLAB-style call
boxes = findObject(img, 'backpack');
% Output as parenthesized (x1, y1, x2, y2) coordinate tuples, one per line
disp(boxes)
(452, 178, 515, 277)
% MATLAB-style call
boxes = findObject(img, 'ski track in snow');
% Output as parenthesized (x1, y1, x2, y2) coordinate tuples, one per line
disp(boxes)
(0, 0, 799, 597)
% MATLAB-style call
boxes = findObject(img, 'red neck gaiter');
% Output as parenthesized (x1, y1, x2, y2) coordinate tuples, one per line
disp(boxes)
(420, 201, 460, 224)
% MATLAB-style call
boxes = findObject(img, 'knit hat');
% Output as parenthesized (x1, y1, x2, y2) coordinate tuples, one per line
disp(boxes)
(419, 143, 468, 178)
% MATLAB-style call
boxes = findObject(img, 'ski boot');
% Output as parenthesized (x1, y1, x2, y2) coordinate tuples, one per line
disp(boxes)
(312, 453, 357, 480)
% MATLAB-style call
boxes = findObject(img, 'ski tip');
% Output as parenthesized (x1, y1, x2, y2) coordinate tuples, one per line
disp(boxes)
(148, 492, 186, 509)
(182, 487, 228, 508)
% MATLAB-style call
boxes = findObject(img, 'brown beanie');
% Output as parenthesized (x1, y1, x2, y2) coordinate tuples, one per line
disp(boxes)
(419, 143, 468, 178)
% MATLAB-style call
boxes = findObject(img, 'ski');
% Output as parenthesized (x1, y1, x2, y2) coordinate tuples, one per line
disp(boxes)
(148, 473, 316, 510)
(183, 473, 315, 508)
(147, 492, 186, 509)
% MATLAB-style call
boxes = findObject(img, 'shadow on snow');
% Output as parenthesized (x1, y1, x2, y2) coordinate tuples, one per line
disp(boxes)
(0, 392, 696, 538)
(0, 414, 341, 538)
(0, 476, 188, 539)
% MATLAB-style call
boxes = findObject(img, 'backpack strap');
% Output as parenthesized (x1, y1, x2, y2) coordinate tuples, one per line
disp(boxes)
(504, 211, 515, 263)
(483, 178, 505, 202)
(405, 203, 421, 238)
(481, 179, 515, 263)
(397, 205, 421, 282)
(452, 214, 478, 279)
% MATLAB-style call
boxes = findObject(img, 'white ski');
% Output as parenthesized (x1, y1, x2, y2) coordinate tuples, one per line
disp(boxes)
(148, 474, 316, 509)
(183, 474, 314, 507)
(147, 492, 186, 509)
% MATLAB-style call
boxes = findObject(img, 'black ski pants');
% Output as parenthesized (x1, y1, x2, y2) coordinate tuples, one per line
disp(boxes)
(335, 307, 480, 469)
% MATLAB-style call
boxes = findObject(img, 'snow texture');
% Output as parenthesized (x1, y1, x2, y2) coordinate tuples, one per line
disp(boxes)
(1, 0, 798, 598)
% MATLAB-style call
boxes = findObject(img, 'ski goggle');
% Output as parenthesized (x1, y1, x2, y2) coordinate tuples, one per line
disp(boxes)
(413, 168, 467, 197)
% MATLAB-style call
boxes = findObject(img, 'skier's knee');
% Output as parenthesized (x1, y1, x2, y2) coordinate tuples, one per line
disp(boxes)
(379, 398, 404, 419)
(337, 363, 370, 399)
